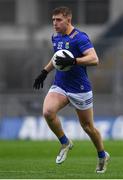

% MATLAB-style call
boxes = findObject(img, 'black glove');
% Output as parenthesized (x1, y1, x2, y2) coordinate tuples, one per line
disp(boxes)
(55, 51, 76, 70)
(33, 69, 48, 89)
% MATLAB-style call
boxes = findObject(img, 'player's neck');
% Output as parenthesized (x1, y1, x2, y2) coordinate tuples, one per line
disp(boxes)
(64, 25, 74, 35)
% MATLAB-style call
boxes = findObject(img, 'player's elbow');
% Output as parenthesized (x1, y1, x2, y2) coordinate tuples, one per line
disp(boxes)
(92, 56, 99, 66)
(95, 57, 99, 65)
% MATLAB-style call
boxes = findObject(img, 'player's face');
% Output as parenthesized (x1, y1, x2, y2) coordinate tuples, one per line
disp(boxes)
(52, 14, 70, 34)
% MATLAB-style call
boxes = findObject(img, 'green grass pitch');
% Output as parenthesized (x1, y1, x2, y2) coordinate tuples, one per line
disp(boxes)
(0, 140, 123, 179)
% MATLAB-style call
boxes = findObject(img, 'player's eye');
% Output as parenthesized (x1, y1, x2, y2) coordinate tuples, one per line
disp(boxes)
(55, 18, 62, 22)
(58, 18, 63, 21)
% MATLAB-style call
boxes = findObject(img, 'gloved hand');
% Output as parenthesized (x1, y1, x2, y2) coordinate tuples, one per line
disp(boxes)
(33, 69, 48, 89)
(55, 51, 76, 70)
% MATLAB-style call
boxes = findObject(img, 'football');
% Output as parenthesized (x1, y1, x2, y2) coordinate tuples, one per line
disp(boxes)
(51, 49, 74, 71)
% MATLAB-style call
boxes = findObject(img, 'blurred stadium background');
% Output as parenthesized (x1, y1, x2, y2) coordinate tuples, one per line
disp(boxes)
(0, 0, 123, 140)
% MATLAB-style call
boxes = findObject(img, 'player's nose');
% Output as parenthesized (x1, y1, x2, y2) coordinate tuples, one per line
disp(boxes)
(53, 21, 57, 26)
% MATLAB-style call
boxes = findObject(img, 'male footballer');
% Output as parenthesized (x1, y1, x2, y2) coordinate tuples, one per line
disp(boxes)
(33, 6, 110, 173)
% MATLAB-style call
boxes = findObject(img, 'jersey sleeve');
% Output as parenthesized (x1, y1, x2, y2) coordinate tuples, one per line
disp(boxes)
(77, 32, 93, 53)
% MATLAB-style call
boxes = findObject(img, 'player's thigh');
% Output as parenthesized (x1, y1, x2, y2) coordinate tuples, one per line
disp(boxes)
(76, 107, 94, 127)
(43, 92, 69, 114)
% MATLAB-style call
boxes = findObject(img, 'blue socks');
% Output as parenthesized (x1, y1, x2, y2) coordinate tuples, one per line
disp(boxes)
(98, 151, 106, 158)
(59, 135, 69, 145)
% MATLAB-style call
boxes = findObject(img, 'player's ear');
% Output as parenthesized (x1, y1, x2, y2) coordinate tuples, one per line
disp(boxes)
(67, 17, 71, 24)
(67, 15, 72, 24)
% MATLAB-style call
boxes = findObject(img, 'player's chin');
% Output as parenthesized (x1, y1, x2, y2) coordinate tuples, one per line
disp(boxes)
(55, 29, 59, 33)
(54, 27, 61, 33)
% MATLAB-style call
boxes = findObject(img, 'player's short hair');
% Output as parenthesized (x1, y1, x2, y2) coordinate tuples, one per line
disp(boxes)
(52, 6, 72, 18)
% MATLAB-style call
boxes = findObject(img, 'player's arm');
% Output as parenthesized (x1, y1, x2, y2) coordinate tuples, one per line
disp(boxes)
(43, 60, 54, 73)
(33, 60, 54, 89)
(55, 48, 99, 69)
(76, 48, 99, 66)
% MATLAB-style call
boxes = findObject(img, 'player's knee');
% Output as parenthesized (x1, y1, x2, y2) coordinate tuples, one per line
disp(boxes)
(83, 125, 90, 134)
(82, 122, 94, 134)
(43, 108, 55, 120)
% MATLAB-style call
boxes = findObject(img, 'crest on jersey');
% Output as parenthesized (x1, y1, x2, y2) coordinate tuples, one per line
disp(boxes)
(65, 42, 69, 49)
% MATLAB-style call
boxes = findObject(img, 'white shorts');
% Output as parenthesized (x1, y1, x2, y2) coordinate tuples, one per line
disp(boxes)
(48, 85, 93, 110)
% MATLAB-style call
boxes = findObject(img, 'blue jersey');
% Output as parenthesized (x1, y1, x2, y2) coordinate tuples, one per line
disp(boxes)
(51, 28, 93, 93)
